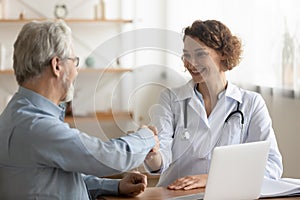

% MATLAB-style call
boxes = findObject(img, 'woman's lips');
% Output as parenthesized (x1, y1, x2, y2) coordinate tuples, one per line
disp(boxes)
(190, 67, 206, 75)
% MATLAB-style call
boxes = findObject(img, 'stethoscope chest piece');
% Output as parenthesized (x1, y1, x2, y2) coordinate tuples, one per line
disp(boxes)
(182, 130, 190, 140)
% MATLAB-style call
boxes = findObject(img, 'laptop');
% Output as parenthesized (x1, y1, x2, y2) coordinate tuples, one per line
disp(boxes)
(168, 141, 271, 200)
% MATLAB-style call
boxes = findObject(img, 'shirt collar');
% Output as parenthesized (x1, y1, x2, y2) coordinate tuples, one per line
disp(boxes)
(173, 80, 243, 103)
(173, 80, 195, 102)
(18, 87, 65, 120)
(224, 82, 243, 103)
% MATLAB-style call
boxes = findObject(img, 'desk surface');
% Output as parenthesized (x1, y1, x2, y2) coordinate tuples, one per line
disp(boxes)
(100, 187, 300, 200)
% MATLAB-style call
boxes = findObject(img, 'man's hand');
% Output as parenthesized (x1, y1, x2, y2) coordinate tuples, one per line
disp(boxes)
(137, 125, 159, 153)
(128, 125, 161, 171)
(167, 174, 208, 190)
(118, 172, 147, 197)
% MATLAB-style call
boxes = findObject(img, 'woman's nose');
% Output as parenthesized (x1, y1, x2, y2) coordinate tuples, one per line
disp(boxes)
(188, 56, 198, 65)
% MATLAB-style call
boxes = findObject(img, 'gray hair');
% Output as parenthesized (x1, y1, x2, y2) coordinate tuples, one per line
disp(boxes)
(13, 20, 73, 85)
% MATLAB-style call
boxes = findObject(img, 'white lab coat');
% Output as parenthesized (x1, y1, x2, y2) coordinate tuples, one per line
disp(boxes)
(149, 80, 283, 187)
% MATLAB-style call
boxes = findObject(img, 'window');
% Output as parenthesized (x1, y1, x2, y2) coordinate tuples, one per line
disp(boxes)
(165, 0, 300, 93)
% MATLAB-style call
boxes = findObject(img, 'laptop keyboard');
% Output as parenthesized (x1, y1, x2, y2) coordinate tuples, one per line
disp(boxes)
(167, 192, 205, 200)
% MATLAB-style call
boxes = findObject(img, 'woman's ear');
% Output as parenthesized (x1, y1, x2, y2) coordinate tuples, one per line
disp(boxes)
(220, 60, 228, 72)
(219, 53, 229, 71)
(50, 56, 61, 77)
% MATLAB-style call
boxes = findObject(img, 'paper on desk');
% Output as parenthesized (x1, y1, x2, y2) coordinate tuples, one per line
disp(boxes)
(281, 178, 300, 185)
(260, 178, 300, 198)
(168, 178, 300, 199)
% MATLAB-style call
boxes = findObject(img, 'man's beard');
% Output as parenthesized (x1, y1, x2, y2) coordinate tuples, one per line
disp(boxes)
(62, 71, 75, 103)
(64, 82, 74, 102)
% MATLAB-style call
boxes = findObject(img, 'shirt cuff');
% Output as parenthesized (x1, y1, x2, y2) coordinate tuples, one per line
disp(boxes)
(144, 162, 162, 174)
(84, 175, 120, 199)
(120, 127, 156, 154)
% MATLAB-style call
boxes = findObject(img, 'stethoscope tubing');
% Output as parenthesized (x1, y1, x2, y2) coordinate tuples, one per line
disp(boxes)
(173, 99, 245, 140)
(224, 102, 244, 125)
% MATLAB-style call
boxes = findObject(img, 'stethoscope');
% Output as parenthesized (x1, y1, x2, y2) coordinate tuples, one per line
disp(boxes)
(178, 99, 245, 141)
(182, 99, 190, 140)
(223, 101, 245, 143)
(225, 101, 244, 124)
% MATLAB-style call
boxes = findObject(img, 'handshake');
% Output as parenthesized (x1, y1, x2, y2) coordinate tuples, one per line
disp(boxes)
(119, 125, 161, 197)
(143, 125, 160, 154)
(128, 125, 160, 155)
(133, 125, 162, 172)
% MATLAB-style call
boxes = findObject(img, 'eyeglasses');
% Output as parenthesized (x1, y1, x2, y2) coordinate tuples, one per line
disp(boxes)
(181, 51, 209, 63)
(66, 56, 80, 67)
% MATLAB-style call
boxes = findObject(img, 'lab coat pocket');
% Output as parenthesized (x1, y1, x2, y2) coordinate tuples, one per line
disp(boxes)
(219, 115, 244, 146)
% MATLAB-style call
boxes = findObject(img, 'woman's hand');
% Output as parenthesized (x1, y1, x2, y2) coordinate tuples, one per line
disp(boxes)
(167, 174, 208, 190)
(147, 125, 160, 153)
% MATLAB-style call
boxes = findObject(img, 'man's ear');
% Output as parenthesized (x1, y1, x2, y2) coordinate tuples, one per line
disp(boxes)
(50, 56, 61, 77)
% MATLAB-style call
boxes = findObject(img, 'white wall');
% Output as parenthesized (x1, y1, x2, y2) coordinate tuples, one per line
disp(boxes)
(258, 89, 300, 178)
(273, 98, 300, 178)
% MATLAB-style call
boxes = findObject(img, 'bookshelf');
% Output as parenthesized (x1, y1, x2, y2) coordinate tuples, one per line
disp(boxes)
(0, 68, 133, 75)
(0, 18, 133, 23)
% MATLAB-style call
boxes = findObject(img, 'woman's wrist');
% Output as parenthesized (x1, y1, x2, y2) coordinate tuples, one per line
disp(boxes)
(144, 151, 162, 172)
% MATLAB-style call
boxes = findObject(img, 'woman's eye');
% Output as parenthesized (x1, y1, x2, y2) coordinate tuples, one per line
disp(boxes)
(196, 52, 208, 57)
(183, 54, 190, 59)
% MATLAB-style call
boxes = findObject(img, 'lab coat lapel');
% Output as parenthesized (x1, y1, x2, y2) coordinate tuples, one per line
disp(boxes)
(175, 80, 209, 128)
(188, 97, 209, 127)
(225, 82, 243, 103)
(208, 82, 244, 149)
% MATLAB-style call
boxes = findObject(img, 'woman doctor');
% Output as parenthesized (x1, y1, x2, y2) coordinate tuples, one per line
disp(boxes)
(144, 19, 283, 190)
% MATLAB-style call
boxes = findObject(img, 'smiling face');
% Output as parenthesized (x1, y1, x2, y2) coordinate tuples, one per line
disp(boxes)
(182, 36, 225, 86)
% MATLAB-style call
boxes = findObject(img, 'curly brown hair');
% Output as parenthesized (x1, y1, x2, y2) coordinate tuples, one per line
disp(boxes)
(183, 20, 242, 70)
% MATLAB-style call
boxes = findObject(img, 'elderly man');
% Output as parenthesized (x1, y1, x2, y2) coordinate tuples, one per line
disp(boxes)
(0, 20, 159, 199)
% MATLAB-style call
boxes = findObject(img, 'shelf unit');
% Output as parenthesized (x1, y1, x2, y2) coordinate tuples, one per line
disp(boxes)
(0, 18, 133, 23)
(78, 68, 133, 73)
(0, 17, 135, 126)
(65, 111, 133, 124)
(0, 69, 14, 75)
(0, 68, 133, 75)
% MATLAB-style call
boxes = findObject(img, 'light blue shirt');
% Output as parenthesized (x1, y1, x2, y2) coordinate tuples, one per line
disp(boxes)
(0, 87, 156, 199)
(149, 80, 283, 187)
